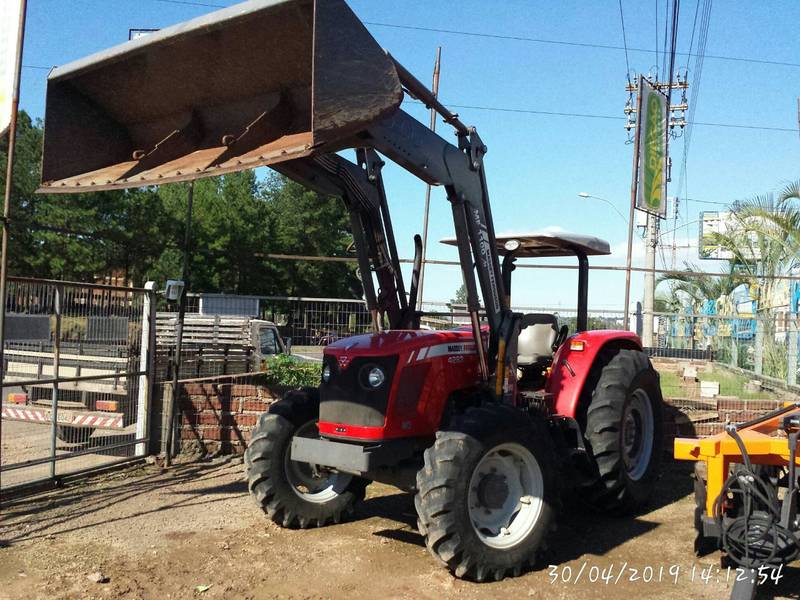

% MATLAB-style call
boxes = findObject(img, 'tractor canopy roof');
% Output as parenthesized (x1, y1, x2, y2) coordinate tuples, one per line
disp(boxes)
(441, 228, 611, 258)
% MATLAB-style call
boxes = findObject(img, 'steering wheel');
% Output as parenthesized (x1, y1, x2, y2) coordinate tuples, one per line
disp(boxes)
(552, 324, 569, 351)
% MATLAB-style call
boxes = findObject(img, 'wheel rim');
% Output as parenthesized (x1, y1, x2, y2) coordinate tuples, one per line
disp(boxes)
(467, 442, 545, 549)
(283, 421, 352, 503)
(622, 389, 655, 481)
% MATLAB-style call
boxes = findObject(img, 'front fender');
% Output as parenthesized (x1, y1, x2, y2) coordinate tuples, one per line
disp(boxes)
(545, 330, 642, 419)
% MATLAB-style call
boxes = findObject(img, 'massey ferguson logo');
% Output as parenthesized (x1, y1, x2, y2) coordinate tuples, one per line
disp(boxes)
(337, 355, 351, 369)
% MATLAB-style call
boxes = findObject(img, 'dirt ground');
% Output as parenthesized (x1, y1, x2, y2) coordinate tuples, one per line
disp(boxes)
(0, 457, 797, 600)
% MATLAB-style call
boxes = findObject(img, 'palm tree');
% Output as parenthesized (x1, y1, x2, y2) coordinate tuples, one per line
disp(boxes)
(702, 181, 800, 377)
(656, 263, 740, 312)
(659, 181, 800, 311)
(710, 185, 800, 307)
(655, 182, 800, 373)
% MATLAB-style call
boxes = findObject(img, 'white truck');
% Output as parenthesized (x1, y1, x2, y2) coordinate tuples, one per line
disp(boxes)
(1, 314, 287, 442)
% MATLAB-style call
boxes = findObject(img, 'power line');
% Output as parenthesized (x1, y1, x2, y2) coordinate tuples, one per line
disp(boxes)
(675, 0, 713, 235)
(14, 65, 791, 132)
(683, 197, 729, 206)
(618, 0, 631, 80)
(362, 21, 800, 70)
(142, 0, 800, 70)
(408, 101, 795, 132)
(662, 0, 670, 81)
(655, 0, 660, 76)
(665, 0, 680, 265)
(149, 0, 223, 7)
(23, 0, 793, 133)
(685, 0, 701, 72)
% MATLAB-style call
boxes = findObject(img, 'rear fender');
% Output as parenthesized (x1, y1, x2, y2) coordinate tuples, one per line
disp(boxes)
(545, 330, 642, 419)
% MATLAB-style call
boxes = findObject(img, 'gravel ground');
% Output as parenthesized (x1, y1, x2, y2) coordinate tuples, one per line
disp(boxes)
(0, 455, 797, 600)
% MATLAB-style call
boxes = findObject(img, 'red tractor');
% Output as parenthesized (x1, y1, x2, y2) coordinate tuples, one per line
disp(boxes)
(248, 231, 663, 581)
(36, 0, 663, 582)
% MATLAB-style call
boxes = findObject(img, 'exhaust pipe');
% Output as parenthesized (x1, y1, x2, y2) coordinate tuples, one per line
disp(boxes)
(39, 0, 403, 192)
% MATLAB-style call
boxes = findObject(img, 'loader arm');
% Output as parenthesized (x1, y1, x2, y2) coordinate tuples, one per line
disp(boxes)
(273, 150, 417, 331)
(363, 108, 513, 388)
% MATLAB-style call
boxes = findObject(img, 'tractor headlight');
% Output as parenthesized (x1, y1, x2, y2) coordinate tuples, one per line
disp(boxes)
(322, 364, 331, 383)
(366, 366, 385, 388)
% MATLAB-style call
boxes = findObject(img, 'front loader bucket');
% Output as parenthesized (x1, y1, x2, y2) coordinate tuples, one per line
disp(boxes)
(39, 0, 402, 192)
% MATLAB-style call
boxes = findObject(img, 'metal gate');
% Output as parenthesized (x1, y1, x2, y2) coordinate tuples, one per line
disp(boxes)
(0, 277, 155, 493)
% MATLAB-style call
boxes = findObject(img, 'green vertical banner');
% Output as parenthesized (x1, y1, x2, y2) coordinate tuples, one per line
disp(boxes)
(636, 79, 668, 217)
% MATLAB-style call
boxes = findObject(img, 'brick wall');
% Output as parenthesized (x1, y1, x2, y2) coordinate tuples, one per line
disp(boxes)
(179, 376, 286, 455)
(663, 396, 787, 444)
(175, 374, 786, 457)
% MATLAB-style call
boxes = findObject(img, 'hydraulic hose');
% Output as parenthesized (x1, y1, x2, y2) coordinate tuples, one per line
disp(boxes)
(714, 427, 799, 569)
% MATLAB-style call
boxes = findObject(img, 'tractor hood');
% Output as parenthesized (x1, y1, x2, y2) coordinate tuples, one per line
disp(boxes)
(324, 329, 478, 358)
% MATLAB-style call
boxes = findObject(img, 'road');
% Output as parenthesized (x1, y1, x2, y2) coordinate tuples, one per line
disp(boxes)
(291, 346, 324, 363)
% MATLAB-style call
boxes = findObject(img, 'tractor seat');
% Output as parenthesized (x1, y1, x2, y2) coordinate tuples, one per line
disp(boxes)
(517, 313, 559, 367)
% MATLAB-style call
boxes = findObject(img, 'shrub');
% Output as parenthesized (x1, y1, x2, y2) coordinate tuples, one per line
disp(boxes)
(263, 354, 321, 388)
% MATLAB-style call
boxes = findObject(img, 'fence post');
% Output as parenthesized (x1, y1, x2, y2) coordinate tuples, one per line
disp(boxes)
(49, 285, 63, 480)
(635, 302, 643, 338)
(788, 314, 798, 387)
(136, 282, 156, 457)
(754, 317, 764, 376)
(161, 383, 173, 457)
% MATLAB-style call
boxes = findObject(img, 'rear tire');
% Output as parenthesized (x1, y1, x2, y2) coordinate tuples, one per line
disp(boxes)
(415, 404, 558, 581)
(584, 348, 664, 513)
(244, 387, 368, 528)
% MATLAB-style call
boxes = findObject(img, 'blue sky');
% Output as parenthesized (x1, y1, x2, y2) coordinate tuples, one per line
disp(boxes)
(17, 0, 800, 311)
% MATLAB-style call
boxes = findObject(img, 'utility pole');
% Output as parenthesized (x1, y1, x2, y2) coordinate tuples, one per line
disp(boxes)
(417, 47, 441, 310)
(164, 181, 194, 467)
(623, 72, 687, 336)
(0, 0, 28, 496)
(623, 75, 643, 331)
(642, 214, 658, 346)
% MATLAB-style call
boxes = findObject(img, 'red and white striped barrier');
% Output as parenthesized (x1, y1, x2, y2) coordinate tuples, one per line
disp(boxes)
(1, 404, 124, 429)
(69, 413, 124, 428)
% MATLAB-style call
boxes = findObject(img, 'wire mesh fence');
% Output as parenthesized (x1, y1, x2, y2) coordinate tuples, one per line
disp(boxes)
(2, 263, 795, 488)
(166, 293, 630, 344)
(1, 278, 154, 492)
(160, 292, 799, 393)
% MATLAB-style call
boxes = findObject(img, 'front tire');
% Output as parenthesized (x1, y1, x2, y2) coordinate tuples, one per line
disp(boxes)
(584, 348, 664, 513)
(244, 388, 368, 528)
(415, 405, 558, 581)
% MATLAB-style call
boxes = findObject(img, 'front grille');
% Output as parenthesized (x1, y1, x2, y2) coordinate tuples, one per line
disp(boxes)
(320, 354, 398, 428)
(394, 363, 430, 419)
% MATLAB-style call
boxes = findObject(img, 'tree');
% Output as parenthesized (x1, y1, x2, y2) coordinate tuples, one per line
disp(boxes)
(657, 181, 800, 312)
(451, 283, 467, 305)
(1, 112, 165, 282)
(2, 114, 361, 299)
(260, 174, 360, 298)
(657, 182, 800, 376)
(656, 264, 740, 311)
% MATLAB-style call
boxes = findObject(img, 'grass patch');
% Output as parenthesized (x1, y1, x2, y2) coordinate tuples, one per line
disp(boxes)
(656, 365, 773, 400)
